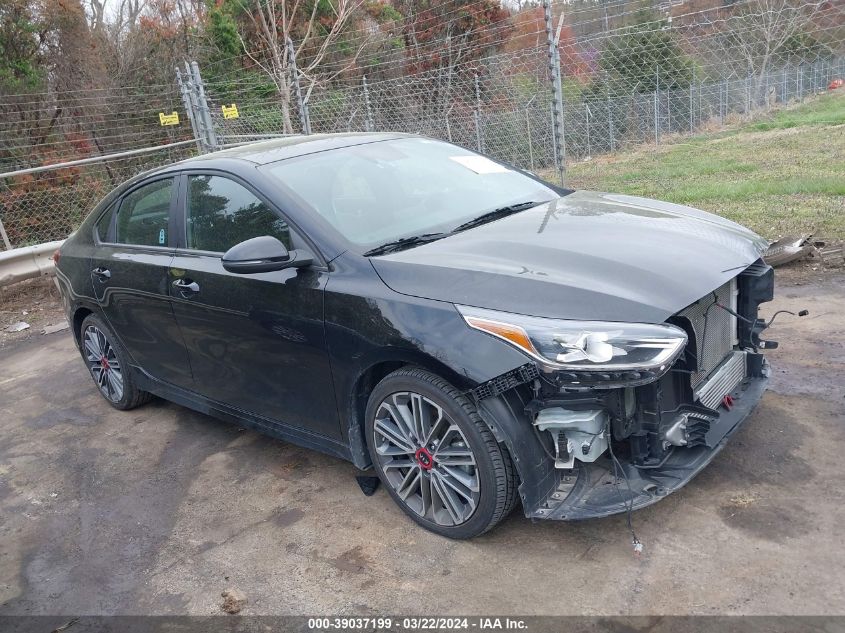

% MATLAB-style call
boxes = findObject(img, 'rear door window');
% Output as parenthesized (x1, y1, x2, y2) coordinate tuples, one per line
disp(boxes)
(116, 178, 175, 247)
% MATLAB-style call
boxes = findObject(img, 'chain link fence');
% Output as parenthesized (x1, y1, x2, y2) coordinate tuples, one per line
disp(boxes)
(207, 45, 559, 170)
(0, 77, 201, 248)
(561, 55, 845, 160)
(0, 144, 200, 249)
(1, 0, 843, 249)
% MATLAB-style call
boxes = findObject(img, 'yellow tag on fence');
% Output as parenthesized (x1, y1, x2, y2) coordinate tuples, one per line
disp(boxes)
(159, 112, 180, 126)
(222, 104, 240, 119)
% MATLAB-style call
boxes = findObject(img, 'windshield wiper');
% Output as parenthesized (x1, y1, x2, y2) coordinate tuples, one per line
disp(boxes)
(363, 201, 544, 256)
(451, 201, 542, 233)
(363, 232, 451, 257)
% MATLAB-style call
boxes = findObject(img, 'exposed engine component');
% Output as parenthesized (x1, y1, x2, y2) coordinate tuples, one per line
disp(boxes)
(663, 415, 689, 447)
(534, 408, 609, 469)
(661, 411, 712, 450)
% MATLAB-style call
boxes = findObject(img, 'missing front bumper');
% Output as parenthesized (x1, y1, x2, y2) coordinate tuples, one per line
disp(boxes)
(529, 369, 768, 521)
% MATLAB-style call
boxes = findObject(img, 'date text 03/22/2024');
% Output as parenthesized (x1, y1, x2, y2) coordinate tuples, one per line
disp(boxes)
(307, 617, 528, 630)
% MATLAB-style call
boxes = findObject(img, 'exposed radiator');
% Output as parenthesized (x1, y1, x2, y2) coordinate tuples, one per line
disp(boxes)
(676, 278, 738, 387)
(695, 351, 747, 409)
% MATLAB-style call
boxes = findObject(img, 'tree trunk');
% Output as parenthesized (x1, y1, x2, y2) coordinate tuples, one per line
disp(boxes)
(277, 73, 294, 134)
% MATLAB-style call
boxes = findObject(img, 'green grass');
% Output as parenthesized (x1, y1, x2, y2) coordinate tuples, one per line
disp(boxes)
(750, 92, 845, 130)
(554, 90, 845, 239)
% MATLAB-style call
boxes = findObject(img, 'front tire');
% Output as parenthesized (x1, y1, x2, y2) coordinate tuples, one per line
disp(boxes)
(365, 367, 518, 539)
(79, 314, 152, 410)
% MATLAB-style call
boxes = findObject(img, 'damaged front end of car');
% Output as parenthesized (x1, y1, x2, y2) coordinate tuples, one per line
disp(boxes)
(466, 260, 775, 521)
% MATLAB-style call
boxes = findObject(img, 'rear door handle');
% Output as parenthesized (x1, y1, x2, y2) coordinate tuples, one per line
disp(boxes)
(92, 267, 111, 281)
(172, 279, 200, 295)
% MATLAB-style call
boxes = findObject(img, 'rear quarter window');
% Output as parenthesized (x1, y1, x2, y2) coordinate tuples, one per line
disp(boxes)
(95, 201, 117, 242)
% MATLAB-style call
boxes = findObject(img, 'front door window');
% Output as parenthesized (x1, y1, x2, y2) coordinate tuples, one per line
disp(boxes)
(186, 175, 292, 252)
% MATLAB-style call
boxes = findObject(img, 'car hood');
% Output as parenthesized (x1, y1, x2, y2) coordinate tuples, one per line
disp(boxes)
(370, 191, 769, 323)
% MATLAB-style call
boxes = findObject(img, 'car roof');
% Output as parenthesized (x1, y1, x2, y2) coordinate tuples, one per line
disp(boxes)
(110, 133, 419, 202)
(176, 132, 414, 167)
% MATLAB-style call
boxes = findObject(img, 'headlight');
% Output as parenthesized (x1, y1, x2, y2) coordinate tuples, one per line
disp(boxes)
(458, 305, 687, 378)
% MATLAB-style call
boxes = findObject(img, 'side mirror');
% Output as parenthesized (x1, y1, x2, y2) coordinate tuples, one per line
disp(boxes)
(221, 235, 312, 274)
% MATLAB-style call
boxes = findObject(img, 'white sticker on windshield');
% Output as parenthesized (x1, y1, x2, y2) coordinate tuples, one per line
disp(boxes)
(450, 155, 511, 174)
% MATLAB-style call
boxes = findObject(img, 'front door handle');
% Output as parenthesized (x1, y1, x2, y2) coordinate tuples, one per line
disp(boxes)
(172, 279, 200, 295)
(92, 267, 111, 281)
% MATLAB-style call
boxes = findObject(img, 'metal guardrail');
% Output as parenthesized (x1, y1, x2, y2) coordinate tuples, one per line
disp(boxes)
(0, 240, 64, 288)
(0, 139, 199, 181)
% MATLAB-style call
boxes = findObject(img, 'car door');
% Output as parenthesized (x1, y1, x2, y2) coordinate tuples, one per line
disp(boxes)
(90, 175, 193, 386)
(167, 171, 341, 440)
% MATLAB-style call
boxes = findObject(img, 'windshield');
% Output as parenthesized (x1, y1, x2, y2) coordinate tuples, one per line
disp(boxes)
(263, 138, 561, 251)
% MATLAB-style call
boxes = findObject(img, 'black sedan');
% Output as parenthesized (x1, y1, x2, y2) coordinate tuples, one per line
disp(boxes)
(54, 133, 775, 539)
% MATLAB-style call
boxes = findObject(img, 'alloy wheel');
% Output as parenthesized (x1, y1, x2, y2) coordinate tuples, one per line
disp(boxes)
(372, 391, 480, 526)
(83, 325, 124, 403)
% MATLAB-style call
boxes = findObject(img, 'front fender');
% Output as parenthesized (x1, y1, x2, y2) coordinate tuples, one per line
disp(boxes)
(324, 252, 537, 469)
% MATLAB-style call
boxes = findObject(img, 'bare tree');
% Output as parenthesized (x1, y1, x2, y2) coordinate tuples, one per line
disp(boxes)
(233, 0, 365, 133)
(86, 0, 146, 36)
(391, 0, 512, 118)
(725, 0, 825, 104)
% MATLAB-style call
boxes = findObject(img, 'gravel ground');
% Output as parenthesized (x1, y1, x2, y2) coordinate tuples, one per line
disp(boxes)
(0, 277, 66, 351)
(0, 270, 843, 616)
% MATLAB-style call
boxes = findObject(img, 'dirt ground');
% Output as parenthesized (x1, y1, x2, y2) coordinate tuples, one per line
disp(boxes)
(0, 268, 843, 616)
(0, 277, 66, 351)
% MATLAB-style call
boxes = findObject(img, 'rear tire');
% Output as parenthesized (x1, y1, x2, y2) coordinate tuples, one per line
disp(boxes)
(365, 367, 518, 539)
(79, 313, 152, 410)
